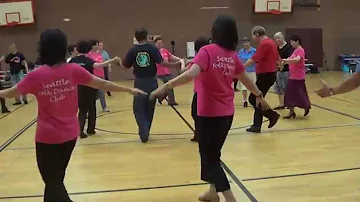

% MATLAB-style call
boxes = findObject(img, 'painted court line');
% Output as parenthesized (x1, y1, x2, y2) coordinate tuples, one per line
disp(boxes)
(0, 182, 208, 200)
(0, 98, 34, 121)
(4, 122, 359, 151)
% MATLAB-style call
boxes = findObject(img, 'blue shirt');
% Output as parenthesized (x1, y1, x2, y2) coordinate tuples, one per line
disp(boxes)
(101, 50, 110, 61)
(238, 47, 256, 72)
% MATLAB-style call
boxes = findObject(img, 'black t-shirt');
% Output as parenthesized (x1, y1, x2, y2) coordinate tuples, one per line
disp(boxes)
(69, 55, 95, 75)
(122, 43, 164, 78)
(278, 42, 294, 72)
(5, 52, 26, 75)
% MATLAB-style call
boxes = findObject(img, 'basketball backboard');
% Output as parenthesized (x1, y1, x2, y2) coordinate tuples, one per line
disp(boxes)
(0, 0, 34, 27)
(254, 0, 293, 14)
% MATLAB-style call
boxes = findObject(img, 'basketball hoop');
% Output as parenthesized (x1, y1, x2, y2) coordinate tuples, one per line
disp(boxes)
(269, 9, 282, 15)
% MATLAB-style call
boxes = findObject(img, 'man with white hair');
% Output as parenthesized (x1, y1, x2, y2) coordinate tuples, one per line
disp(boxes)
(273, 32, 294, 110)
(243, 26, 280, 133)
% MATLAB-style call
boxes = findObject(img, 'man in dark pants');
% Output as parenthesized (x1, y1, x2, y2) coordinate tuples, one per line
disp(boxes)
(70, 41, 119, 138)
(243, 26, 280, 133)
(121, 28, 182, 143)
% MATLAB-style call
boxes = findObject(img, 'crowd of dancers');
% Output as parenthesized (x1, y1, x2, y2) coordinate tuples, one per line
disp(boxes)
(0, 14, 355, 202)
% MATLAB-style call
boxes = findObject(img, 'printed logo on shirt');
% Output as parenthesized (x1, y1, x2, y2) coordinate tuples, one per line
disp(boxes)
(39, 79, 76, 103)
(136, 52, 150, 67)
(213, 56, 235, 76)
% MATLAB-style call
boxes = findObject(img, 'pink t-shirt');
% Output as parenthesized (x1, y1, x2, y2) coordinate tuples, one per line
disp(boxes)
(17, 63, 93, 144)
(87, 51, 104, 78)
(156, 48, 171, 76)
(193, 44, 245, 117)
(289, 47, 306, 80)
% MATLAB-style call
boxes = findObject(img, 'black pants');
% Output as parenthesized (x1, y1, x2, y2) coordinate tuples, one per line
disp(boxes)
(158, 74, 176, 103)
(133, 77, 157, 142)
(36, 138, 77, 202)
(78, 86, 97, 133)
(198, 115, 233, 192)
(103, 66, 109, 81)
(0, 81, 7, 112)
(233, 79, 238, 90)
(249, 72, 277, 128)
(191, 92, 198, 139)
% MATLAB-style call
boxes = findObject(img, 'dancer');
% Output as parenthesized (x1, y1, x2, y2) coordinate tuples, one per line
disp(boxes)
(182, 36, 210, 142)
(0, 56, 10, 113)
(317, 63, 360, 97)
(0, 29, 145, 202)
(5, 43, 29, 105)
(88, 39, 110, 112)
(273, 32, 293, 110)
(154, 36, 181, 106)
(243, 26, 280, 133)
(120, 28, 183, 143)
(66, 44, 78, 63)
(99, 41, 112, 96)
(150, 15, 270, 202)
(70, 40, 120, 138)
(237, 37, 257, 107)
(282, 35, 311, 118)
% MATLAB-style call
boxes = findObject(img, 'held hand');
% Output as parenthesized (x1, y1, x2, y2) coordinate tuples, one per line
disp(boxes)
(255, 97, 270, 111)
(149, 86, 167, 100)
(315, 77, 332, 98)
(130, 88, 147, 96)
(0, 56, 4, 62)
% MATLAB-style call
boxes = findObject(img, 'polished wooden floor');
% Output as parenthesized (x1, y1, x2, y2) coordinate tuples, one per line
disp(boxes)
(0, 71, 360, 202)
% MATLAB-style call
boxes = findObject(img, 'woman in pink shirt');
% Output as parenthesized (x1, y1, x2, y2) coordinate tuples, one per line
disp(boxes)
(282, 35, 311, 118)
(0, 29, 145, 202)
(150, 15, 270, 202)
(154, 37, 181, 106)
(87, 39, 110, 112)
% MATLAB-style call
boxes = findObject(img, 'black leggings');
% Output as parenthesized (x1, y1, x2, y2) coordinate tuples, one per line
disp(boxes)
(191, 92, 198, 138)
(36, 138, 77, 202)
(78, 86, 97, 133)
(198, 115, 233, 192)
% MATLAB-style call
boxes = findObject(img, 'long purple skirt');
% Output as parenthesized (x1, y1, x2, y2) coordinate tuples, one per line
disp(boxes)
(284, 79, 311, 109)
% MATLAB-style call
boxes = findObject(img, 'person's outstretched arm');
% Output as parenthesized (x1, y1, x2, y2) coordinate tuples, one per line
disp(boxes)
(93, 57, 120, 68)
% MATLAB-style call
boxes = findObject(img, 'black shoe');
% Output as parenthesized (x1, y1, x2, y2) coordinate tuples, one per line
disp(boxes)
(87, 130, 96, 135)
(107, 92, 111, 96)
(304, 108, 310, 116)
(80, 132, 88, 139)
(246, 126, 261, 133)
(24, 100, 28, 104)
(168, 102, 179, 106)
(2, 109, 10, 114)
(243, 101, 248, 108)
(140, 138, 149, 143)
(267, 111, 280, 128)
(13, 102, 21, 105)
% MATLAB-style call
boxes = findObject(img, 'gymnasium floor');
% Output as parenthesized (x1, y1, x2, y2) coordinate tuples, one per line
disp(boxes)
(0, 71, 359, 202)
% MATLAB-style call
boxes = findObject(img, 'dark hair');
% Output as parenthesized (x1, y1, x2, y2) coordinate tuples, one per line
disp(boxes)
(290, 35, 301, 45)
(67, 44, 76, 54)
(76, 40, 91, 54)
(154, 37, 162, 43)
(38, 29, 67, 66)
(89, 39, 99, 48)
(242, 37, 250, 42)
(252, 26, 266, 37)
(135, 28, 148, 41)
(195, 36, 210, 53)
(211, 15, 238, 51)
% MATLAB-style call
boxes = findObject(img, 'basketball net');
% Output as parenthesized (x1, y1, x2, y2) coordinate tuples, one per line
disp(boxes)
(6, 21, 19, 27)
(269, 9, 282, 15)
